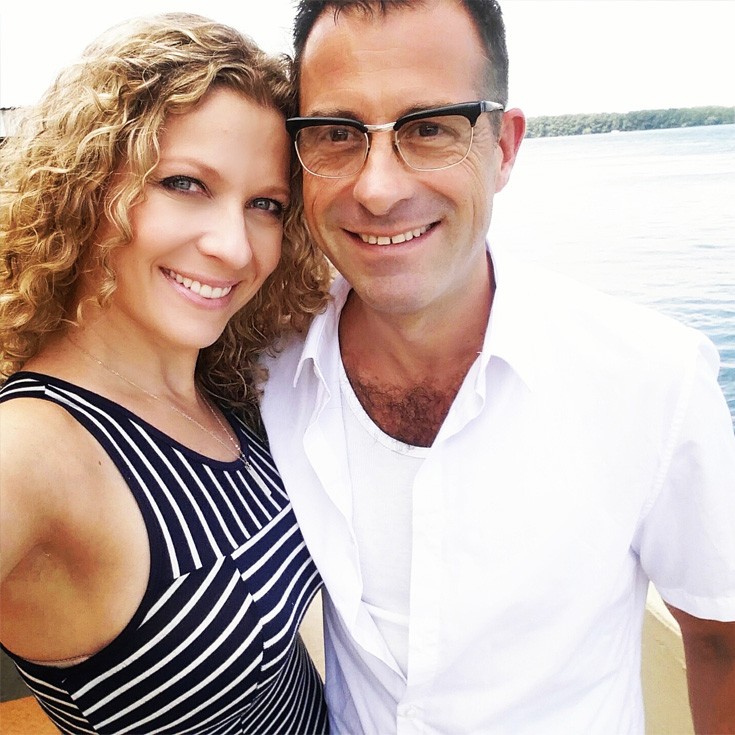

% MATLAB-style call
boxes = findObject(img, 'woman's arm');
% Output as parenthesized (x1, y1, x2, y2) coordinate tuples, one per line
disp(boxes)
(0, 400, 59, 584)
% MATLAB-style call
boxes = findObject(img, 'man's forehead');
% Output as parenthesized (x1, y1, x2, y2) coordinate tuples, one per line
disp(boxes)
(300, 0, 473, 60)
(299, 0, 487, 113)
(307, 0, 440, 30)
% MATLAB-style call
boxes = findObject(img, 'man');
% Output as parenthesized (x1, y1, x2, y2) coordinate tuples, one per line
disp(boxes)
(261, 1, 735, 732)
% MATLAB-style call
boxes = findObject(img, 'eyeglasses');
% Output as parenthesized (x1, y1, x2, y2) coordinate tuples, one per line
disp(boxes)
(286, 100, 505, 179)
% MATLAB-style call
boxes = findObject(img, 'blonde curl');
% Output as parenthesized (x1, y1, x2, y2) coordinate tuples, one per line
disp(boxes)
(0, 12, 331, 429)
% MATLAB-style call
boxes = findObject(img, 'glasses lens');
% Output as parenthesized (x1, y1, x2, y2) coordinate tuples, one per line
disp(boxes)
(295, 125, 367, 177)
(396, 114, 473, 170)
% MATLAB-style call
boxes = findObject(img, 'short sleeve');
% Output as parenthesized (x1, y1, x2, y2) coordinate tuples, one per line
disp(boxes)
(634, 334, 735, 621)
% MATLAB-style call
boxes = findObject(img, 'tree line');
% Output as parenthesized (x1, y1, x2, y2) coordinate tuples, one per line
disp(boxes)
(525, 106, 734, 138)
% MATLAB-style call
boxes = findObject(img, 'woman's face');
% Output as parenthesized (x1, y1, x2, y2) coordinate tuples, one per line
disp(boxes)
(102, 86, 291, 353)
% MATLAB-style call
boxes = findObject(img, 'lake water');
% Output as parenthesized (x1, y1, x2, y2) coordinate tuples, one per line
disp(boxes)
(491, 123, 735, 428)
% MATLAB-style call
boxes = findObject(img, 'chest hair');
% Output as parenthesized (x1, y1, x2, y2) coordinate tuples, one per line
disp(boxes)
(347, 371, 468, 448)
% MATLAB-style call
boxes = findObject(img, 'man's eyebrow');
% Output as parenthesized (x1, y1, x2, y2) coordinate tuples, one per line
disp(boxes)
(300, 108, 363, 120)
(400, 102, 456, 117)
(301, 101, 458, 123)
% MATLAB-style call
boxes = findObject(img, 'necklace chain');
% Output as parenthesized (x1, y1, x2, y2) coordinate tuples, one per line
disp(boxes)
(67, 337, 251, 468)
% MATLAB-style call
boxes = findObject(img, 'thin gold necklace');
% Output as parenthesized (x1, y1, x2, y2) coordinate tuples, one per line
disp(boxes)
(67, 336, 250, 468)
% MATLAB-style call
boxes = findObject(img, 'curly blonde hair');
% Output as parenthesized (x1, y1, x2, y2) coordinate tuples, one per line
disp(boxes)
(0, 12, 331, 428)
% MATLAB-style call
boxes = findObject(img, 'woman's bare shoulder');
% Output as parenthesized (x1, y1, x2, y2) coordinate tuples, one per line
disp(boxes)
(0, 392, 90, 462)
(0, 397, 96, 579)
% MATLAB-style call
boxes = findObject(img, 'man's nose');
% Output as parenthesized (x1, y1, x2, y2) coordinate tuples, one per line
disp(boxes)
(351, 131, 415, 216)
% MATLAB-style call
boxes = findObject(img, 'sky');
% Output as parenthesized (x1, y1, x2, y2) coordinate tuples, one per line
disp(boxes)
(1, 1, 733, 117)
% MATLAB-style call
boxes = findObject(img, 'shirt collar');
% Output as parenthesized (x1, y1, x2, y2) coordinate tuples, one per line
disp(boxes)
(293, 242, 539, 392)
(292, 276, 350, 388)
(479, 241, 539, 392)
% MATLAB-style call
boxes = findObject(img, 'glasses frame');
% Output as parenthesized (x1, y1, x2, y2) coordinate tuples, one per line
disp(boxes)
(286, 100, 505, 179)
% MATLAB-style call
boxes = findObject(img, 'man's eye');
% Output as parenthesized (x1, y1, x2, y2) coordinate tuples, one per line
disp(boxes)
(416, 122, 441, 137)
(329, 127, 351, 142)
(402, 121, 444, 139)
(159, 175, 205, 193)
(321, 126, 362, 144)
(251, 198, 284, 216)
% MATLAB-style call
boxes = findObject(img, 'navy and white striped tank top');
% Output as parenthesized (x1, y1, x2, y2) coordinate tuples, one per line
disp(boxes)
(0, 372, 329, 735)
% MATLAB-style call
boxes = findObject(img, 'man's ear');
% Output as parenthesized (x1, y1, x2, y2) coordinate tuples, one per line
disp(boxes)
(495, 108, 525, 193)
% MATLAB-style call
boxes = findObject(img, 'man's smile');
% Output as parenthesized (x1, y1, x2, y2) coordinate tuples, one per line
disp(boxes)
(355, 223, 433, 245)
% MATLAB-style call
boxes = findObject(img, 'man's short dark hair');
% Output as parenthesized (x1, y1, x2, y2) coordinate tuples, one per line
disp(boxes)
(292, 0, 509, 106)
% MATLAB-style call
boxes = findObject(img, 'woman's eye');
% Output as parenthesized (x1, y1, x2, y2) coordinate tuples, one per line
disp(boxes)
(251, 198, 285, 216)
(159, 175, 205, 193)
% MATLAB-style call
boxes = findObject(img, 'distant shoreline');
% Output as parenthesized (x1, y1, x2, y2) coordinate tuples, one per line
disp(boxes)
(3, 105, 733, 142)
(525, 105, 734, 139)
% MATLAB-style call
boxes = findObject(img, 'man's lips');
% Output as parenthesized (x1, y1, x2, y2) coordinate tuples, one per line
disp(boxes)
(354, 223, 433, 245)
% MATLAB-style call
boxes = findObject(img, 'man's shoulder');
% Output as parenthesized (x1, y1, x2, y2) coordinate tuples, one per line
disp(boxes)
(500, 256, 714, 386)
(522, 259, 701, 349)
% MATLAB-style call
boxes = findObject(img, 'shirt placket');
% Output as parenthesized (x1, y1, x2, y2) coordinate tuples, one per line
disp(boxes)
(396, 451, 445, 734)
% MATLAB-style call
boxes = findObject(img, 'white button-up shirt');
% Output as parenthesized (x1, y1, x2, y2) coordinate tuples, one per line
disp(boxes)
(261, 246, 735, 735)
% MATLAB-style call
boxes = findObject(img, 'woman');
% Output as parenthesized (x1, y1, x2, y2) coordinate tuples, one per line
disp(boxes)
(0, 13, 331, 734)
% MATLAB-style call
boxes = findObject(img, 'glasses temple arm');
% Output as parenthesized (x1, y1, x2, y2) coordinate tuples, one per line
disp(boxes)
(480, 100, 505, 113)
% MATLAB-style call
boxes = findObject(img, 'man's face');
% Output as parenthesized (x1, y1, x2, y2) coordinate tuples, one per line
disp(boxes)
(299, 0, 522, 320)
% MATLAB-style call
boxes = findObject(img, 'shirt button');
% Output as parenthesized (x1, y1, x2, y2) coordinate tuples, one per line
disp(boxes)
(399, 705, 418, 718)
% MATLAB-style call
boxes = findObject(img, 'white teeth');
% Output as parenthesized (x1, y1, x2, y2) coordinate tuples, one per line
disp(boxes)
(359, 224, 431, 246)
(168, 270, 232, 299)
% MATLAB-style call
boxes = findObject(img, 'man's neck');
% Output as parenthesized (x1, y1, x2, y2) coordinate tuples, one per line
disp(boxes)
(338, 263, 494, 446)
